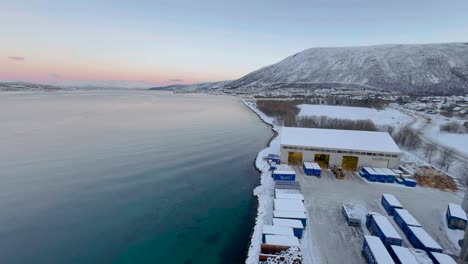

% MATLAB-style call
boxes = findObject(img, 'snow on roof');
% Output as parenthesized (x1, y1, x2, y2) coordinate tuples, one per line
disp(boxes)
(263, 225, 294, 237)
(274, 199, 306, 212)
(390, 246, 419, 264)
(311, 163, 321, 170)
(281, 127, 401, 154)
(303, 162, 314, 169)
(264, 234, 300, 247)
(392, 169, 404, 174)
(363, 167, 379, 175)
(382, 193, 403, 208)
(394, 209, 421, 227)
(381, 168, 398, 176)
(342, 203, 359, 219)
(374, 168, 388, 175)
(273, 218, 304, 229)
(430, 252, 457, 264)
(373, 215, 402, 240)
(448, 203, 467, 221)
(274, 210, 307, 220)
(408, 226, 442, 250)
(275, 189, 301, 195)
(364, 236, 394, 264)
(275, 192, 304, 200)
(273, 169, 296, 175)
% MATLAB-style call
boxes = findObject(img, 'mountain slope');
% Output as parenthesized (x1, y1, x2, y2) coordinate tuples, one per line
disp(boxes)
(226, 43, 468, 95)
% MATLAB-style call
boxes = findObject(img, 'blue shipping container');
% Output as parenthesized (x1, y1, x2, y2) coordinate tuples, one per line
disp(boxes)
(381, 194, 403, 215)
(429, 252, 457, 264)
(368, 214, 403, 247)
(446, 203, 467, 230)
(273, 172, 296, 181)
(393, 209, 421, 238)
(406, 226, 443, 253)
(403, 179, 417, 187)
(302, 162, 314, 176)
(362, 235, 394, 264)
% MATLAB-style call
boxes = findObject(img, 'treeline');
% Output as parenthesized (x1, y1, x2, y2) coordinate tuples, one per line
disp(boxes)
(295, 96, 388, 110)
(391, 127, 422, 150)
(256, 100, 299, 126)
(293, 116, 378, 131)
(440, 121, 468, 134)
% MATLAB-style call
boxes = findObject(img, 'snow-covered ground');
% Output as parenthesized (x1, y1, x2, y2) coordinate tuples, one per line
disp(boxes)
(424, 115, 468, 156)
(298, 104, 411, 126)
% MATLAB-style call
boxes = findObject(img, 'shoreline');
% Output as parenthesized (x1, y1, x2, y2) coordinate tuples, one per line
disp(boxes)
(242, 100, 280, 264)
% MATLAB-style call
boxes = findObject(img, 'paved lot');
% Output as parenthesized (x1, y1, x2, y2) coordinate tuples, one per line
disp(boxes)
(292, 167, 464, 264)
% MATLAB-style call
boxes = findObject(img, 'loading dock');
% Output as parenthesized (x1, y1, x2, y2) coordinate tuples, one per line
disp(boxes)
(314, 154, 329, 168)
(288, 152, 302, 165)
(342, 156, 358, 171)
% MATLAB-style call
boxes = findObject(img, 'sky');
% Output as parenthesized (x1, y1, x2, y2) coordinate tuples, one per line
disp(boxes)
(1, 0, 468, 86)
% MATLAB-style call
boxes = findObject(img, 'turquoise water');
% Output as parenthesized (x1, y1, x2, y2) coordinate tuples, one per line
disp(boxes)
(0, 91, 271, 263)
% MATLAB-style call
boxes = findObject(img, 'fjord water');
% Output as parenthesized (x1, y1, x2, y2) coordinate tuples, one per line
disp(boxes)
(0, 91, 271, 264)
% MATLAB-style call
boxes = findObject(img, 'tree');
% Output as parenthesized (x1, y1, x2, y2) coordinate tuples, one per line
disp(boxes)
(439, 149, 455, 172)
(424, 143, 437, 163)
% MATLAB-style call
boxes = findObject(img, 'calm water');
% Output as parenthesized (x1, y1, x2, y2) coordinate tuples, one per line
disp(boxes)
(0, 90, 271, 263)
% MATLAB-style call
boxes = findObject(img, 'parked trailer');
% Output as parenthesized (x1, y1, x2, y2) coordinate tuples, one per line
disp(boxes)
(393, 209, 421, 237)
(342, 203, 361, 227)
(262, 225, 294, 242)
(406, 226, 443, 253)
(362, 235, 394, 264)
(274, 199, 306, 213)
(274, 210, 308, 226)
(446, 203, 467, 230)
(303, 162, 314, 176)
(272, 169, 296, 181)
(272, 218, 304, 238)
(428, 252, 457, 264)
(389, 245, 418, 264)
(381, 194, 403, 215)
(368, 214, 403, 247)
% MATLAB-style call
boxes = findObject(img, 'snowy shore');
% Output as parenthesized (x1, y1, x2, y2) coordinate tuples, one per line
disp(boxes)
(243, 100, 281, 264)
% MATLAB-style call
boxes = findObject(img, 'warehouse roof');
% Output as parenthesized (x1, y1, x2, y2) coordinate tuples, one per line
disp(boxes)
(281, 127, 401, 153)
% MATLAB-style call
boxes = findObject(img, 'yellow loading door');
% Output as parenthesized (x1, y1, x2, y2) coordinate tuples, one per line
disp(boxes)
(288, 152, 303, 165)
(314, 154, 329, 168)
(342, 156, 358, 171)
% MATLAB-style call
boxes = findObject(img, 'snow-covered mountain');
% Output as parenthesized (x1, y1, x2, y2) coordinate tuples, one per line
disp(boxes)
(151, 80, 232, 92)
(225, 43, 468, 95)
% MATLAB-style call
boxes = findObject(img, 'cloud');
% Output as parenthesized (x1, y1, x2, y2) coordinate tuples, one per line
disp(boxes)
(168, 79, 184, 82)
(8, 56, 25, 61)
(49, 73, 60, 78)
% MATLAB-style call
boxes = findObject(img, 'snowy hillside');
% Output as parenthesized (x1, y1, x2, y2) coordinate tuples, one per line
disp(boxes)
(226, 43, 468, 95)
(0, 82, 62, 91)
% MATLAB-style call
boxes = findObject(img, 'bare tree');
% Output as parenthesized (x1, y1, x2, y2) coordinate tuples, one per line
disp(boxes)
(424, 143, 437, 163)
(439, 149, 455, 172)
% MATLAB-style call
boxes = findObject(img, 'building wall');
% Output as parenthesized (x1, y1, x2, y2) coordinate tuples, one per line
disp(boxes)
(280, 145, 400, 169)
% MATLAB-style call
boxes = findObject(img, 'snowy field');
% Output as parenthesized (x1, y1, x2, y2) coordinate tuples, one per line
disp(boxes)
(424, 115, 468, 156)
(298, 104, 411, 126)
(296, 169, 463, 264)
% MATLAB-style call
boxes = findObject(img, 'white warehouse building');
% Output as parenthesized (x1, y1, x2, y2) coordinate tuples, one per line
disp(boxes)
(280, 127, 401, 170)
